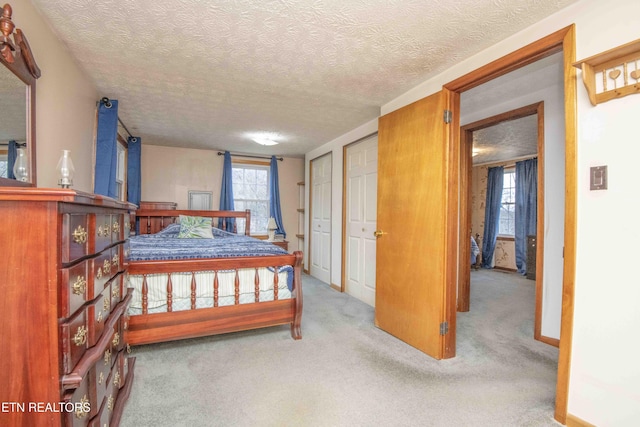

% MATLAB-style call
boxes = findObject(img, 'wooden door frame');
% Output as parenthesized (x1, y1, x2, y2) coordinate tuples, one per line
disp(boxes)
(309, 152, 333, 286)
(443, 25, 576, 424)
(341, 133, 378, 294)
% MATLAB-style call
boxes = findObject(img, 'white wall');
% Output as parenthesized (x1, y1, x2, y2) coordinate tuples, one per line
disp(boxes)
(460, 52, 565, 340)
(142, 145, 304, 252)
(12, 0, 99, 191)
(305, 0, 640, 424)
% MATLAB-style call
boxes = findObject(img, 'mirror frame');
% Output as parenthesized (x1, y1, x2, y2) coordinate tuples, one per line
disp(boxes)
(0, 3, 40, 187)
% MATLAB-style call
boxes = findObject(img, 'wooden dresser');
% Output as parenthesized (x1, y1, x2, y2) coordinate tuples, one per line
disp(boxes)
(0, 188, 136, 426)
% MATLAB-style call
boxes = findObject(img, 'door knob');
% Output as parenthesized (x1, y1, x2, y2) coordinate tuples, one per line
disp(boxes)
(373, 230, 386, 238)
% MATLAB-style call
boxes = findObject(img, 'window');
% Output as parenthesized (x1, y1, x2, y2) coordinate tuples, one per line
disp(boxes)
(499, 169, 516, 236)
(232, 162, 270, 234)
(114, 136, 127, 201)
(0, 150, 7, 178)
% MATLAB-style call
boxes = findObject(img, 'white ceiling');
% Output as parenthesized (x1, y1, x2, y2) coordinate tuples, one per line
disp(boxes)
(30, 0, 578, 157)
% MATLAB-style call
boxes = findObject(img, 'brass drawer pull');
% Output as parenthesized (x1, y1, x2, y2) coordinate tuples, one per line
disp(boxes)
(72, 276, 86, 295)
(73, 325, 87, 346)
(107, 395, 114, 411)
(112, 221, 120, 234)
(112, 332, 120, 347)
(113, 371, 121, 387)
(99, 223, 111, 237)
(103, 297, 110, 312)
(103, 259, 111, 275)
(104, 349, 111, 366)
(112, 253, 119, 269)
(75, 395, 89, 418)
(97, 310, 103, 323)
(72, 225, 87, 244)
(96, 266, 103, 280)
(98, 371, 104, 385)
(112, 286, 119, 299)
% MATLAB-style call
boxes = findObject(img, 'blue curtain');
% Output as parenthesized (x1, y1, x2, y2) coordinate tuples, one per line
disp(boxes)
(218, 151, 235, 232)
(481, 166, 504, 268)
(94, 99, 119, 198)
(269, 156, 286, 237)
(7, 140, 17, 179)
(127, 136, 142, 207)
(515, 158, 538, 275)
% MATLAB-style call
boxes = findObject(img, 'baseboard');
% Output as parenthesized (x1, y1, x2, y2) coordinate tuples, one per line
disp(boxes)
(566, 413, 597, 427)
(536, 334, 560, 348)
(494, 266, 518, 273)
(330, 283, 342, 292)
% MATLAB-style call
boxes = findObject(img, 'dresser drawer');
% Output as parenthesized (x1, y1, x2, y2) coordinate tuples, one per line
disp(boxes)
(62, 374, 92, 427)
(116, 350, 131, 390)
(91, 250, 112, 291)
(110, 272, 124, 307)
(87, 283, 112, 348)
(95, 214, 112, 254)
(60, 307, 88, 374)
(110, 213, 124, 242)
(111, 244, 123, 274)
(62, 214, 90, 264)
(60, 259, 91, 319)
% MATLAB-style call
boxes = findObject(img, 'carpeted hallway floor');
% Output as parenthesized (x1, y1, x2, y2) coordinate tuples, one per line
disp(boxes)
(120, 270, 560, 427)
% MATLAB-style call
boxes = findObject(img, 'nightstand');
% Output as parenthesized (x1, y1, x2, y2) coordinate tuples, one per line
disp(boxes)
(270, 240, 289, 251)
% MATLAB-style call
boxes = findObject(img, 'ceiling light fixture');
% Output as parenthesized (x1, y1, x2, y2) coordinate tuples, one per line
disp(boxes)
(252, 137, 278, 146)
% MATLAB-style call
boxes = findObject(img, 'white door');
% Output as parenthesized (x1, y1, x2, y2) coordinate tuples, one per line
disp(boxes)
(310, 153, 332, 284)
(345, 135, 378, 306)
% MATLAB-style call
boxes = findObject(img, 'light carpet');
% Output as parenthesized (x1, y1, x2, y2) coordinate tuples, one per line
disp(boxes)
(120, 270, 560, 427)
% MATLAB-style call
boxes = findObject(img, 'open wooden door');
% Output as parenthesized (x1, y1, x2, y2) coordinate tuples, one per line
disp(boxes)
(375, 90, 455, 360)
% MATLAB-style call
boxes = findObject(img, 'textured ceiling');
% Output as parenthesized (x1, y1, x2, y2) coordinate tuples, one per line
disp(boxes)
(30, 0, 578, 157)
(472, 115, 538, 165)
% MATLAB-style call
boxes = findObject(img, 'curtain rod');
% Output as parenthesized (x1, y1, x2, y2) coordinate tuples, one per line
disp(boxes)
(217, 152, 283, 161)
(0, 141, 26, 147)
(99, 97, 138, 142)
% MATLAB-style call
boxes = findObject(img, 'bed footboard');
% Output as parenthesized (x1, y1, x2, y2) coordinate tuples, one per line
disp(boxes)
(125, 251, 303, 345)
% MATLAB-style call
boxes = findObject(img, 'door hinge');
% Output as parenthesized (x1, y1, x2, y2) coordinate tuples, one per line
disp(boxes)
(443, 110, 452, 124)
(440, 321, 449, 335)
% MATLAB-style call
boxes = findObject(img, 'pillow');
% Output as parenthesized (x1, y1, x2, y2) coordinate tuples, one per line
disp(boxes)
(177, 215, 214, 238)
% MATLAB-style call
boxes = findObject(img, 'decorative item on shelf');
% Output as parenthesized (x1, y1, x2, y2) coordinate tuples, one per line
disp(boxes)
(267, 217, 277, 241)
(56, 149, 74, 188)
(274, 233, 285, 242)
(574, 38, 640, 105)
(12, 147, 28, 182)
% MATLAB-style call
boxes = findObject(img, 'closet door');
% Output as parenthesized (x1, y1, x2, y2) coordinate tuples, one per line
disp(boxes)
(310, 153, 332, 284)
(375, 90, 454, 360)
(345, 135, 378, 306)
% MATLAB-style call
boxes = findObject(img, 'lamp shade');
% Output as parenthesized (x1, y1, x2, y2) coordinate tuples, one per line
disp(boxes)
(267, 217, 277, 241)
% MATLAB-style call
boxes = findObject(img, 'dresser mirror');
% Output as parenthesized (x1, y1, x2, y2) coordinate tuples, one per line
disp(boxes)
(0, 3, 40, 187)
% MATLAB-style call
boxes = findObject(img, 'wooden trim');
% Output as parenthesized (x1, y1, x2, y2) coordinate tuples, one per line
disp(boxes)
(566, 413, 597, 427)
(534, 102, 546, 344)
(445, 25, 576, 424)
(232, 158, 270, 167)
(341, 144, 347, 293)
(555, 24, 577, 425)
(496, 235, 516, 242)
(444, 26, 568, 93)
(537, 335, 560, 347)
(458, 116, 472, 312)
(330, 283, 341, 292)
(493, 266, 518, 273)
(443, 87, 459, 358)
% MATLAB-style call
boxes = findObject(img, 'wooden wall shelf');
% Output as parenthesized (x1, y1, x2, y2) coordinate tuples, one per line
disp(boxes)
(574, 38, 640, 105)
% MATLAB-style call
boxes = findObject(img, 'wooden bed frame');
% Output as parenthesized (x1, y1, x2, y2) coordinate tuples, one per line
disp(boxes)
(126, 209, 303, 346)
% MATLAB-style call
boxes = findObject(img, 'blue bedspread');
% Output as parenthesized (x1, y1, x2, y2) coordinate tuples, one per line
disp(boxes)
(129, 224, 294, 290)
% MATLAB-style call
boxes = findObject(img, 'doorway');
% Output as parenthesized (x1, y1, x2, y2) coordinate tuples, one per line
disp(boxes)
(458, 102, 551, 348)
(444, 26, 576, 423)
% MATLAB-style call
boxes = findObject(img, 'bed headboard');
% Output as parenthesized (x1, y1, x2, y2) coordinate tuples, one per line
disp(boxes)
(134, 209, 251, 236)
